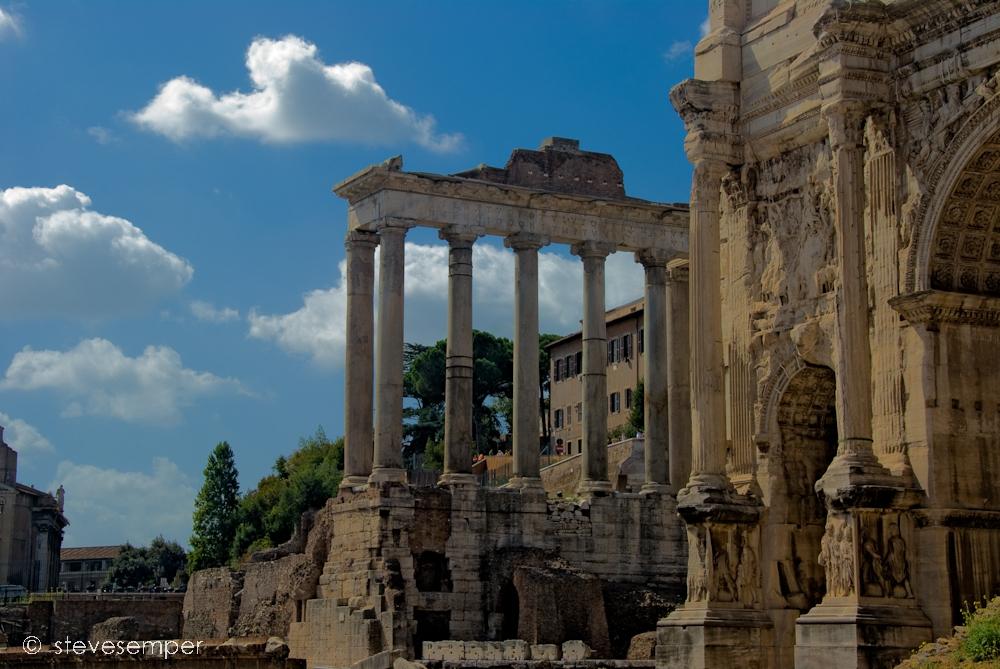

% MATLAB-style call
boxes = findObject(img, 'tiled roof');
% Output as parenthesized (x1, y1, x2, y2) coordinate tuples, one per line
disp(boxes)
(61, 546, 122, 561)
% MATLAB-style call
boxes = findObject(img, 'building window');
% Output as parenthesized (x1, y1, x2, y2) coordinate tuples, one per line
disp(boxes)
(623, 333, 633, 360)
(555, 358, 564, 382)
(578, 440, 583, 454)
(567, 354, 577, 377)
(625, 388, 632, 409)
(639, 328, 644, 354)
(575, 403, 582, 422)
(565, 405, 572, 425)
(554, 408, 563, 428)
(68, 562, 82, 572)
(610, 392, 621, 414)
(607, 340, 615, 364)
(575, 351, 582, 375)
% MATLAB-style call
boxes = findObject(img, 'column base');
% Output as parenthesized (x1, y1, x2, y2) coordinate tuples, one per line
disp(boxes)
(576, 479, 613, 496)
(368, 467, 407, 485)
(815, 442, 905, 507)
(640, 482, 673, 496)
(438, 472, 479, 488)
(339, 475, 370, 493)
(657, 604, 773, 669)
(794, 600, 932, 669)
(506, 476, 545, 493)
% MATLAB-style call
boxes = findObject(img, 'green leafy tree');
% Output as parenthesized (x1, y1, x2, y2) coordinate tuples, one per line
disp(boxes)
(403, 330, 513, 461)
(148, 536, 187, 585)
(628, 380, 645, 434)
(230, 428, 344, 562)
(104, 543, 154, 589)
(104, 537, 187, 589)
(188, 441, 240, 572)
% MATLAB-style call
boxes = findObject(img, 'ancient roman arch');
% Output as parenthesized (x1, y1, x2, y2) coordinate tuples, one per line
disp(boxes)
(658, 1, 1000, 668)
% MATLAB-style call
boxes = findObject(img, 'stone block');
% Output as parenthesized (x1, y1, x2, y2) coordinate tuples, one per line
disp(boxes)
(439, 640, 465, 662)
(502, 639, 529, 660)
(626, 631, 657, 660)
(421, 642, 439, 660)
(530, 643, 560, 660)
(483, 641, 505, 660)
(464, 641, 484, 660)
(562, 640, 593, 661)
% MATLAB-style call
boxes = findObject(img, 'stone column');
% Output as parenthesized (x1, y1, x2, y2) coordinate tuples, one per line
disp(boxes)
(439, 228, 479, 487)
(636, 249, 671, 494)
(682, 160, 730, 498)
(571, 241, 615, 495)
(506, 234, 548, 491)
(816, 103, 890, 495)
(340, 230, 379, 492)
(370, 221, 409, 485)
(666, 259, 692, 493)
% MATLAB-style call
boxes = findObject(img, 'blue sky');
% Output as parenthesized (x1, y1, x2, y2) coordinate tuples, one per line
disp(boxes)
(0, 1, 703, 547)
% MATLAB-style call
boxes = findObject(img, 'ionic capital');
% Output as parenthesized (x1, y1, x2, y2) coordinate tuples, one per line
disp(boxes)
(375, 217, 415, 233)
(635, 248, 673, 269)
(570, 240, 616, 260)
(344, 229, 379, 250)
(439, 226, 481, 248)
(504, 232, 550, 252)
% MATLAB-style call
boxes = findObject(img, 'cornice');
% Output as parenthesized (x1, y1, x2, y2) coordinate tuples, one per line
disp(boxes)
(890, 290, 1000, 328)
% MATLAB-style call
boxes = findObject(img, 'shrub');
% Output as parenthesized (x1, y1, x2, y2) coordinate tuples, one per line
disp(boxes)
(961, 598, 1000, 662)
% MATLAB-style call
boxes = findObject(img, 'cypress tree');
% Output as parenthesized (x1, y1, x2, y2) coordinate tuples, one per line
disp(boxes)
(188, 441, 240, 572)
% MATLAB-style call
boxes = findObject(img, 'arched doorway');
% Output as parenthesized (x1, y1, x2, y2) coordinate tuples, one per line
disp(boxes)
(763, 364, 837, 617)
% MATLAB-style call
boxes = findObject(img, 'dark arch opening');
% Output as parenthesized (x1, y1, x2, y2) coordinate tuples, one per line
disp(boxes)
(774, 364, 837, 611)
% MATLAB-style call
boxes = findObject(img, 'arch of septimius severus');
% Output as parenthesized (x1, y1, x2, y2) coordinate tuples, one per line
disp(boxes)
(280, 1, 1000, 669)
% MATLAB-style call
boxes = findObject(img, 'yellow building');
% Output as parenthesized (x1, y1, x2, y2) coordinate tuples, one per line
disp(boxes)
(546, 298, 644, 455)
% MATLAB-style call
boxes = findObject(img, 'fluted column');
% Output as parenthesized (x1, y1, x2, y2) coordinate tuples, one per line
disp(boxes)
(340, 230, 379, 492)
(636, 249, 671, 494)
(572, 241, 615, 495)
(506, 233, 548, 491)
(370, 221, 409, 485)
(682, 160, 730, 497)
(666, 259, 692, 493)
(439, 228, 479, 487)
(817, 102, 890, 494)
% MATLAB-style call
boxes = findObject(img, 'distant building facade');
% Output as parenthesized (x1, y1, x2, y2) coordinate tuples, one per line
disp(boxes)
(547, 298, 645, 455)
(0, 425, 68, 591)
(59, 545, 121, 592)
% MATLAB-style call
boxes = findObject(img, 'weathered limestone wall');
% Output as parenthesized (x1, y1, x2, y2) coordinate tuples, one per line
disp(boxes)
(286, 487, 684, 669)
(13, 596, 184, 644)
(182, 568, 243, 640)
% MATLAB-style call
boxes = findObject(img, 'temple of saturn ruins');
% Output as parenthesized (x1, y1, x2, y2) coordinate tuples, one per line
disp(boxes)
(176, 1, 1000, 669)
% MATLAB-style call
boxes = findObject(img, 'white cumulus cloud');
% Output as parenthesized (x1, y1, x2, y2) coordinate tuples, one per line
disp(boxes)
(52, 457, 195, 546)
(664, 41, 693, 62)
(0, 411, 54, 455)
(700, 16, 711, 37)
(249, 241, 644, 369)
(0, 8, 21, 41)
(1, 338, 245, 425)
(0, 185, 193, 318)
(190, 300, 240, 323)
(131, 35, 462, 152)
